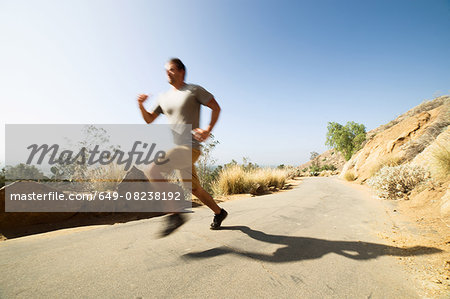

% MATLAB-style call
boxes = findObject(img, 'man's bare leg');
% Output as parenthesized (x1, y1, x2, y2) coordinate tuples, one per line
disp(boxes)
(193, 186, 228, 229)
(192, 186, 221, 214)
(147, 165, 188, 237)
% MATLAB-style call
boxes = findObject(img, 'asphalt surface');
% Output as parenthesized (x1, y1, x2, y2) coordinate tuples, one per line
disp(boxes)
(0, 177, 441, 298)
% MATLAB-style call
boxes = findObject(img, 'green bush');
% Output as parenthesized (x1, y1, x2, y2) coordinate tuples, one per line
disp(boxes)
(0, 168, 5, 188)
(321, 164, 337, 171)
(309, 165, 321, 176)
(5, 164, 46, 181)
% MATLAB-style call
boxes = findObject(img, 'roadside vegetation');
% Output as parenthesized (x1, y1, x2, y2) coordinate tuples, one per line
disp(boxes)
(343, 171, 356, 181)
(0, 168, 5, 188)
(303, 151, 338, 176)
(211, 164, 293, 196)
(1, 133, 298, 198)
(2, 126, 127, 192)
(367, 164, 427, 200)
(429, 139, 450, 183)
(196, 135, 299, 196)
(368, 154, 404, 178)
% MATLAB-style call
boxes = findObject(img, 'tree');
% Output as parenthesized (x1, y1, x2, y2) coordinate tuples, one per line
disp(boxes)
(5, 164, 46, 181)
(326, 121, 366, 161)
(51, 125, 119, 182)
(0, 167, 5, 187)
(310, 152, 319, 161)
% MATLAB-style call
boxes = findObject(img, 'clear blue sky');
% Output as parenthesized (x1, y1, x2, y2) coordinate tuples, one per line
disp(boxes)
(1, 0, 449, 166)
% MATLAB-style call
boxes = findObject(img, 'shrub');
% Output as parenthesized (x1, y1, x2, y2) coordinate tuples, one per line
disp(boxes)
(369, 154, 403, 177)
(86, 163, 127, 191)
(211, 165, 289, 196)
(5, 163, 46, 181)
(429, 140, 450, 182)
(0, 168, 5, 188)
(309, 165, 321, 176)
(307, 164, 337, 176)
(196, 134, 220, 193)
(343, 171, 356, 181)
(321, 164, 337, 171)
(367, 164, 427, 200)
(211, 165, 247, 195)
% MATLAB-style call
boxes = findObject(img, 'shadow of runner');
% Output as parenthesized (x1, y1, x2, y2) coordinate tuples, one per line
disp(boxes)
(0, 205, 203, 240)
(183, 226, 442, 262)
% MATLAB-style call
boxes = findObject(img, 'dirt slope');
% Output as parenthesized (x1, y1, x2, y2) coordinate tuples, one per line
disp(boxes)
(338, 95, 450, 296)
(341, 96, 449, 184)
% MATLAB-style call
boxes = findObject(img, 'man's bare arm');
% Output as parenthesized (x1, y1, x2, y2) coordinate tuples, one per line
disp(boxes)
(193, 97, 221, 142)
(137, 94, 159, 124)
(205, 97, 221, 133)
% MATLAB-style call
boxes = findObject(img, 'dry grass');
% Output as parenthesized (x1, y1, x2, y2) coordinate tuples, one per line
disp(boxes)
(407, 95, 449, 116)
(85, 163, 128, 191)
(367, 96, 449, 140)
(402, 107, 450, 161)
(429, 140, 450, 182)
(343, 171, 356, 181)
(367, 164, 427, 200)
(211, 165, 289, 196)
(369, 154, 404, 178)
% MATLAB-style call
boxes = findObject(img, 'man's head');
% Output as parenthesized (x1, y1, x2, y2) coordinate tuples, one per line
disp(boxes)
(165, 58, 186, 86)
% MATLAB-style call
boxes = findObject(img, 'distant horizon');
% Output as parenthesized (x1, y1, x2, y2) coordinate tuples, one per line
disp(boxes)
(1, 94, 448, 169)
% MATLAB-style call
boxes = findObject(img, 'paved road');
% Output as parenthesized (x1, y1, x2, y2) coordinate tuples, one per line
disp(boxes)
(0, 177, 440, 298)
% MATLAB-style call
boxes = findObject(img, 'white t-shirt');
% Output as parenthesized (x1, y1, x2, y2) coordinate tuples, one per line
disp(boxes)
(152, 84, 213, 148)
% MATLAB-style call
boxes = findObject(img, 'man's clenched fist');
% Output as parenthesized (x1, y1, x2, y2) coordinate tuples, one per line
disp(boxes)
(137, 94, 149, 104)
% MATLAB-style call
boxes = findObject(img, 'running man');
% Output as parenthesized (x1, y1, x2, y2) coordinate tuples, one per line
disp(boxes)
(137, 58, 228, 236)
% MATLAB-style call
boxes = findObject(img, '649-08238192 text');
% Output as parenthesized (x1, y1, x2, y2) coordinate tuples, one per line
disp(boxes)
(8, 191, 182, 202)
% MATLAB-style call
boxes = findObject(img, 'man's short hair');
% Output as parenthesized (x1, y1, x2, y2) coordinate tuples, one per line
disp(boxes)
(168, 58, 186, 72)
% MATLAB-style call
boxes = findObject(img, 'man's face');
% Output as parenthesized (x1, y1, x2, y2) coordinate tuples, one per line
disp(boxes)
(165, 62, 184, 85)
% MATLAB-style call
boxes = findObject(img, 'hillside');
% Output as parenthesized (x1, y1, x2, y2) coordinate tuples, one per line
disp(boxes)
(338, 95, 449, 295)
(339, 96, 449, 219)
(341, 96, 449, 183)
(298, 149, 346, 176)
